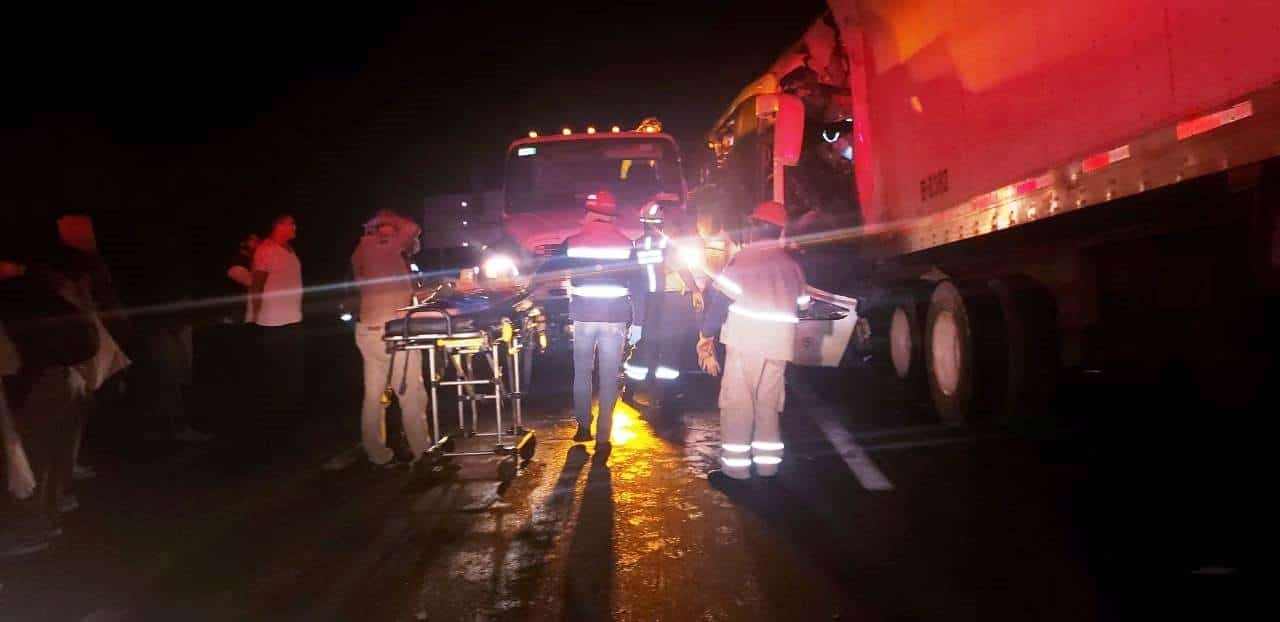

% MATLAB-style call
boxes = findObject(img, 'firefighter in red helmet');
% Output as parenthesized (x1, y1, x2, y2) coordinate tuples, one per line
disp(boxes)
(698, 200, 806, 483)
(560, 190, 646, 452)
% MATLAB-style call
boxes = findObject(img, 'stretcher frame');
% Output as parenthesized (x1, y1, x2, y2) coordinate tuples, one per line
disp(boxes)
(383, 305, 537, 481)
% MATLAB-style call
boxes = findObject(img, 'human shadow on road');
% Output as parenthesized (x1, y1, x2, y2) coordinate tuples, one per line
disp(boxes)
(561, 446, 615, 621)
(494, 443, 589, 619)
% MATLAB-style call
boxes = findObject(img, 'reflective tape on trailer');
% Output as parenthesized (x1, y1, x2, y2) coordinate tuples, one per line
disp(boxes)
(1177, 100, 1254, 141)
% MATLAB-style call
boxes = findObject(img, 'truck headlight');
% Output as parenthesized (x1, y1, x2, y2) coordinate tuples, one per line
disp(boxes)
(678, 245, 704, 269)
(482, 254, 520, 279)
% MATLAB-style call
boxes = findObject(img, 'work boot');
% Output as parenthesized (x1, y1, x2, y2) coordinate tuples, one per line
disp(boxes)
(707, 469, 754, 492)
(572, 426, 593, 443)
(592, 442, 612, 465)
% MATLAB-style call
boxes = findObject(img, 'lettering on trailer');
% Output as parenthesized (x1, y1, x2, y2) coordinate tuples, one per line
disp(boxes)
(920, 169, 949, 201)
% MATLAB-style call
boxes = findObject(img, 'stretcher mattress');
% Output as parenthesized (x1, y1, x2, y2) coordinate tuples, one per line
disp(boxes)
(384, 287, 527, 338)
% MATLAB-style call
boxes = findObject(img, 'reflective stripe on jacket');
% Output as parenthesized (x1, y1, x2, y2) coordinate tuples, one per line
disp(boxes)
(563, 220, 644, 324)
(701, 243, 805, 362)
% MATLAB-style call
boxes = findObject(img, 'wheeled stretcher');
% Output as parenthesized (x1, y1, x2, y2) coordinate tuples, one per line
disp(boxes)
(382, 288, 540, 481)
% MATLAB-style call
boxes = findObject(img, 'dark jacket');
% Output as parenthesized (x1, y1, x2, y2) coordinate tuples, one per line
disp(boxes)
(561, 220, 645, 325)
(0, 269, 99, 411)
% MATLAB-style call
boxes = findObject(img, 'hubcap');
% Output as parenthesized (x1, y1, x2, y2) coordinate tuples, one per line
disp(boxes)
(931, 310, 962, 397)
(890, 307, 913, 379)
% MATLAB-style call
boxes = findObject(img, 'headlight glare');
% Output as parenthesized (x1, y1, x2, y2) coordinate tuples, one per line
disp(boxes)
(482, 254, 520, 279)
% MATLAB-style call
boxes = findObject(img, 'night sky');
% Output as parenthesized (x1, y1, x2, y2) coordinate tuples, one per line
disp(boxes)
(4, 1, 825, 296)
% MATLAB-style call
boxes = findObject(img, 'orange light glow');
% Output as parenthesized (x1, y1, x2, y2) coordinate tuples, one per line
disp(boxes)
(528, 130, 538, 138)
(588, 400, 652, 447)
(562, 128, 572, 135)
(611, 125, 621, 133)
(586, 126, 597, 134)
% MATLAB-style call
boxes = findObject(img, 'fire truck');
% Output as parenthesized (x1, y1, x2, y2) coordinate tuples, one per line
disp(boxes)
(704, 0, 1280, 424)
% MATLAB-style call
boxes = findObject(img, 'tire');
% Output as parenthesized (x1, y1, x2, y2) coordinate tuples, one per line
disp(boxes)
(989, 276, 1059, 421)
(519, 433, 537, 462)
(881, 281, 933, 387)
(925, 280, 1009, 425)
(498, 456, 518, 482)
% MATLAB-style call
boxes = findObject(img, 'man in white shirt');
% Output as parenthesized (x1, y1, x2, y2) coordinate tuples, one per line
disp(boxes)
(249, 214, 305, 424)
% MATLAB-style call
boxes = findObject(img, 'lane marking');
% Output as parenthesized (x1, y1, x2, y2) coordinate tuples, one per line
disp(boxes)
(808, 408, 894, 491)
(862, 436, 983, 453)
(849, 423, 958, 440)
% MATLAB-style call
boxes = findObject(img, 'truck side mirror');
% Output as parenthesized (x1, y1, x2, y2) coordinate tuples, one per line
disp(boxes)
(756, 93, 804, 166)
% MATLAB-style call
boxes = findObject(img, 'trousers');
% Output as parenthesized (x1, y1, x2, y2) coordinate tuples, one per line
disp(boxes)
(7, 367, 87, 533)
(718, 348, 786, 479)
(572, 321, 625, 442)
(355, 323, 431, 464)
(632, 291, 697, 383)
(255, 323, 305, 427)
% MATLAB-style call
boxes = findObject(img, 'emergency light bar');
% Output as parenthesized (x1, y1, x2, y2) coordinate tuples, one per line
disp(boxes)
(521, 119, 661, 140)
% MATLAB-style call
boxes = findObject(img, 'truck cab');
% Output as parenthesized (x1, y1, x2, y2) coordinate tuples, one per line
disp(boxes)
(477, 122, 690, 351)
(501, 126, 686, 258)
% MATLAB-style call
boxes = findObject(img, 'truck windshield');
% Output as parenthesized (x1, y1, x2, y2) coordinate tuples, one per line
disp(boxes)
(504, 137, 684, 213)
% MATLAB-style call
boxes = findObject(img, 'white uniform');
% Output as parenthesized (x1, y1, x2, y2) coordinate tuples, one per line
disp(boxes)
(351, 217, 431, 464)
(703, 242, 805, 479)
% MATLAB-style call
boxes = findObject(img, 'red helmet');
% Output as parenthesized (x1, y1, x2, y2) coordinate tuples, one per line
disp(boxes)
(584, 190, 617, 216)
(750, 200, 787, 227)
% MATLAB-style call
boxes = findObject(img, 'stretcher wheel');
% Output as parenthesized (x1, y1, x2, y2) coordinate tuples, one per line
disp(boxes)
(498, 456, 518, 481)
(519, 433, 537, 462)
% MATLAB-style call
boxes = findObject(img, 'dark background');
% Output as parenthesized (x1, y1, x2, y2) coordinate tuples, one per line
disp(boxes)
(3, 1, 824, 302)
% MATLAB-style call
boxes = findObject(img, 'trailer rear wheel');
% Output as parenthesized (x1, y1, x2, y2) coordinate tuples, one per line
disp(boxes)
(926, 280, 1009, 425)
(882, 281, 933, 389)
(990, 276, 1059, 420)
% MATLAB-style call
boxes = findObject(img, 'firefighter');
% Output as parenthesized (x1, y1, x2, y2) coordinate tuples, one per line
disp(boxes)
(698, 200, 806, 482)
(562, 191, 645, 451)
(627, 201, 704, 414)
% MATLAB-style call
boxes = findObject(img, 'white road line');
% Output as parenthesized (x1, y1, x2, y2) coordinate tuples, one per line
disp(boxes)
(850, 423, 958, 440)
(808, 408, 894, 491)
(862, 436, 981, 453)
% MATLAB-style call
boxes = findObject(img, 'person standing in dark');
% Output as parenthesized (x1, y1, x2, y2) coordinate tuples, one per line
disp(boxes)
(55, 213, 130, 348)
(248, 214, 304, 435)
(53, 212, 134, 480)
(0, 237, 99, 556)
(119, 219, 208, 444)
(225, 233, 260, 321)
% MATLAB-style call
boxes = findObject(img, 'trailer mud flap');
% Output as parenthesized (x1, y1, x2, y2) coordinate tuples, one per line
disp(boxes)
(793, 286, 859, 367)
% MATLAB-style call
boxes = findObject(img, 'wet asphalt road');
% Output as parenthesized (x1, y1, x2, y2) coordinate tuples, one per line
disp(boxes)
(0, 335, 1252, 621)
